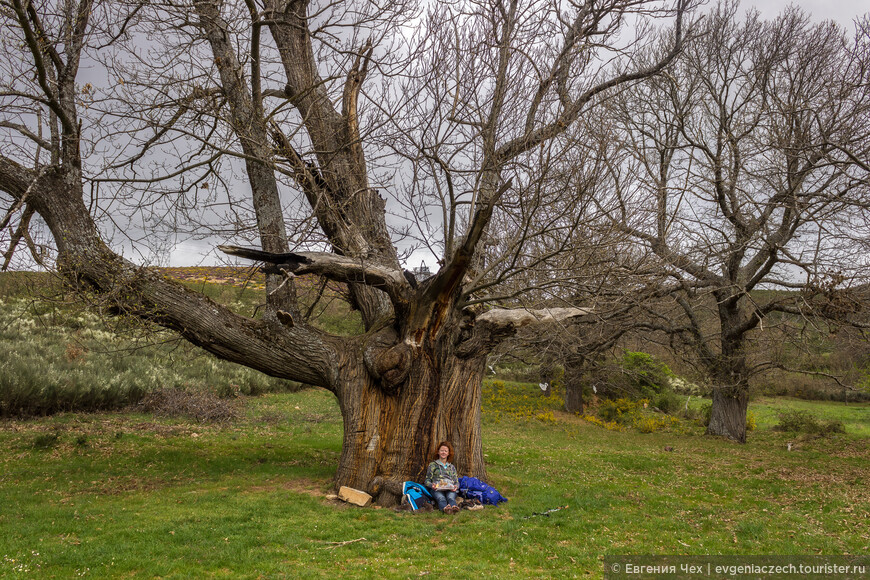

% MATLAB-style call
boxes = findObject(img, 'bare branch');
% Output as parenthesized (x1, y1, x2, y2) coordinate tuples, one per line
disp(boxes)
(219, 245, 413, 308)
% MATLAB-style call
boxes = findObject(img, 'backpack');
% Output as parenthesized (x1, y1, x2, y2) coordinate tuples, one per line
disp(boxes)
(458, 476, 508, 505)
(402, 481, 433, 511)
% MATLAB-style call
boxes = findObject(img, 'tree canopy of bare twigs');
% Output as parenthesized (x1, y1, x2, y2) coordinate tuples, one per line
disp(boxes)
(595, 0, 870, 442)
(0, 0, 695, 503)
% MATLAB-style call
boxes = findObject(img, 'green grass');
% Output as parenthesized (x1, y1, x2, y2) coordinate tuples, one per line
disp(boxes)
(681, 394, 870, 438)
(2, 272, 868, 576)
(750, 397, 870, 437)
(1, 387, 867, 579)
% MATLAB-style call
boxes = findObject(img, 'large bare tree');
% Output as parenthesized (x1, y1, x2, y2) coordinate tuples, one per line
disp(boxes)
(0, 0, 693, 503)
(597, 1, 870, 442)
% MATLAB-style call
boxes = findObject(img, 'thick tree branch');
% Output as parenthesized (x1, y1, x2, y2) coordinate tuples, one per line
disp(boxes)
(425, 180, 513, 303)
(498, 0, 694, 163)
(455, 307, 591, 358)
(477, 306, 592, 327)
(219, 245, 413, 310)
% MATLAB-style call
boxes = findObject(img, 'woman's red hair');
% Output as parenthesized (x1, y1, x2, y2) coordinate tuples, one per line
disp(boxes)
(433, 441, 454, 462)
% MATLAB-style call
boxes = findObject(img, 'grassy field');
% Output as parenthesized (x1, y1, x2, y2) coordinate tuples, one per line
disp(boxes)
(2, 271, 868, 577)
(1, 384, 867, 579)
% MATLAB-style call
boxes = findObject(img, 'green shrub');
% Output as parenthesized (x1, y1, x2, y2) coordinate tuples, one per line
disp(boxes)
(590, 351, 676, 401)
(774, 409, 845, 435)
(654, 390, 682, 414)
(0, 295, 299, 417)
(620, 351, 674, 394)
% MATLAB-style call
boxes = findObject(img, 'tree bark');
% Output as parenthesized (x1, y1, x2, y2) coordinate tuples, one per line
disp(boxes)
(335, 336, 487, 505)
(705, 321, 750, 443)
(564, 357, 585, 414)
(706, 388, 748, 443)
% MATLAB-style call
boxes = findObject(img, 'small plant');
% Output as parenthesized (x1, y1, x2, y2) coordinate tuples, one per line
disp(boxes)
(746, 411, 757, 432)
(535, 410, 557, 422)
(634, 415, 666, 433)
(581, 414, 624, 431)
(31, 433, 60, 450)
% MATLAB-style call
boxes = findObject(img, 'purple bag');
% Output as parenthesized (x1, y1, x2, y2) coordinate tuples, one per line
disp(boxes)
(458, 476, 508, 505)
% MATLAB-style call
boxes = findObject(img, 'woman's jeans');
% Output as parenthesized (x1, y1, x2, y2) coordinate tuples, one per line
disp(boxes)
(431, 490, 458, 511)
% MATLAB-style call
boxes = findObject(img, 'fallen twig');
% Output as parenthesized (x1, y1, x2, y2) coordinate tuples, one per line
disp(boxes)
(321, 537, 367, 549)
(522, 505, 569, 519)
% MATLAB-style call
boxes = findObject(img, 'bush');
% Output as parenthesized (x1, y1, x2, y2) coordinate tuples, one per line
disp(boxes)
(598, 398, 647, 424)
(746, 410, 757, 432)
(0, 295, 299, 417)
(634, 415, 668, 433)
(137, 388, 240, 423)
(669, 377, 711, 397)
(773, 409, 845, 435)
(654, 390, 682, 414)
(581, 414, 623, 431)
(621, 351, 673, 391)
(590, 351, 676, 401)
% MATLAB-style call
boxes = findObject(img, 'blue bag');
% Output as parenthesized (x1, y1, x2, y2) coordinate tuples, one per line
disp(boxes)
(458, 476, 508, 505)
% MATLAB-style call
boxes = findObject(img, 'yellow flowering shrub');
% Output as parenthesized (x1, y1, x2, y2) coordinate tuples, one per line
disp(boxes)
(483, 380, 564, 421)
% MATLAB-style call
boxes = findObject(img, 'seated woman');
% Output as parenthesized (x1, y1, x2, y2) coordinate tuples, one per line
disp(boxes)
(425, 441, 460, 514)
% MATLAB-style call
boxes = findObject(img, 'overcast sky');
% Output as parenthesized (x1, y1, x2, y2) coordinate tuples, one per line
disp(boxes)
(167, 0, 868, 268)
(749, 0, 866, 25)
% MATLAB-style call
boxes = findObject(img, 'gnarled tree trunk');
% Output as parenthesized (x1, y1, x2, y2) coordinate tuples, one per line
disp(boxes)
(335, 336, 487, 505)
